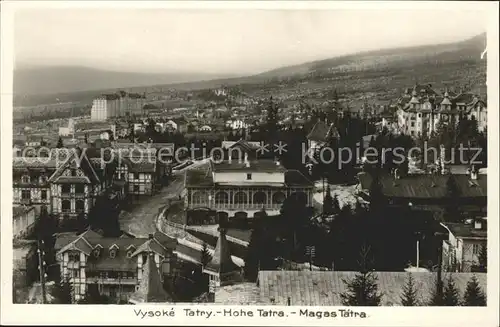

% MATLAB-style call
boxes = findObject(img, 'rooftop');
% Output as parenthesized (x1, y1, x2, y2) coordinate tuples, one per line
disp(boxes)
(357, 173, 487, 199)
(444, 221, 487, 239)
(258, 270, 487, 306)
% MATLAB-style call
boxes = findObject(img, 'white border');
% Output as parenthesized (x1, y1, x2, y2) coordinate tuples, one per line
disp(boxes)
(1, 1, 499, 326)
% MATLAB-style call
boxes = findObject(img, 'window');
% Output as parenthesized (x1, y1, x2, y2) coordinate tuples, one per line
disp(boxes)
(134, 173, 139, 180)
(39, 175, 48, 184)
(71, 169, 77, 177)
(109, 249, 117, 258)
(75, 200, 85, 213)
(21, 175, 30, 183)
(68, 252, 80, 262)
(418, 113, 421, 118)
(192, 191, 209, 204)
(472, 244, 481, 255)
(93, 248, 101, 258)
(234, 191, 248, 204)
(126, 251, 133, 258)
(215, 192, 229, 204)
(21, 190, 31, 200)
(272, 192, 286, 204)
(75, 184, 85, 194)
(133, 185, 140, 193)
(41, 190, 47, 200)
(411, 122, 415, 127)
(61, 184, 71, 193)
(246, 173, 252, 180)
(61, 200, 71, 212)
(253, 191, 267, 205)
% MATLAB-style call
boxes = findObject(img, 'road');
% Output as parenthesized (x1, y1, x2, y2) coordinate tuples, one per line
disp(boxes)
(119, 175, 185, 238)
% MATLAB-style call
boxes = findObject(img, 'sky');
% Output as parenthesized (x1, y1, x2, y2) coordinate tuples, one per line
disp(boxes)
(14, 8, 488, 75)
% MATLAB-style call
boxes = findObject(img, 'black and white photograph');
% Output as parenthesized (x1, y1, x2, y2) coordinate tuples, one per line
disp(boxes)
(1, 1, 498, 326)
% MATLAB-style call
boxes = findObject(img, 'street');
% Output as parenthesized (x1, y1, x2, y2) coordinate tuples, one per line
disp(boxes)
(119, 175, 185, 238)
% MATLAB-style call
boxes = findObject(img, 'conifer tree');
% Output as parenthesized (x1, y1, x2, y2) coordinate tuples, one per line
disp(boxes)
(400, 273, 419, 306)
(428, 276, 445, 306)
(200, 242, 212, 268)
(56, 137, 64, 148)
(340, 246, 382, 306)
(462, 275, 486, 306)
(443, 275, 460, 306)
(332, 194, 341, 215)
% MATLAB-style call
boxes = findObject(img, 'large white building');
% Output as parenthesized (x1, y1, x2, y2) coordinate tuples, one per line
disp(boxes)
(396, 84, 487, 137)
(91, 91, 146, 121)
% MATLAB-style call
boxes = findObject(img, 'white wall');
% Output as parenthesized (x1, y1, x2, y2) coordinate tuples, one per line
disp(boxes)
(213, 171, 285, 184)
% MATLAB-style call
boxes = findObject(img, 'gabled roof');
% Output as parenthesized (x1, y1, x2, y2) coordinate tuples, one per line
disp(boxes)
(307, 121, 338, 142)
(48, 150, 100, 184)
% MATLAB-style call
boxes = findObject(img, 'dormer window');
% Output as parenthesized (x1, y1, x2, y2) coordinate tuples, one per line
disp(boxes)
(93, 244, 103, 258)
(109, 249, 117, 258)
(39, 175, 48, 184)
(21, 175, 30, 183)
(126, 250, 134, 258)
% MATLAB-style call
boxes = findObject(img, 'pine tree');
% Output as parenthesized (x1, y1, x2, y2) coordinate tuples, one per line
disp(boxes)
(443, 275, 460, 306)
(56, 137, 64, 148)
(200, 242, 212, 268)
(400, 273, 419, 306)
(340, 246, 382, 306)
(51, 275, 73, 304)
(78, 283, 109, 304)
(462, 275, 486, 306)
(428, 276, 445, 306)
(443, 176, 461, 222)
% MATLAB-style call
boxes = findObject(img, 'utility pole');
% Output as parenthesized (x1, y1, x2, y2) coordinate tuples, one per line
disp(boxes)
(37, 239, 47, 304)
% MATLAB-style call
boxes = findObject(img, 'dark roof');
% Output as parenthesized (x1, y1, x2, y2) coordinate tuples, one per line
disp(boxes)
(185, 167, 214, 187)
(212, 160, 287, 173)
(121, 157, 156, 173)
(307, 120, 336, 142)
(53, 176, 91, 184)
(13, 157, 58, 170)
(444, 222, 487, 239)
(284, 170, 314, 187)
(452, 93, 476, 105)
(48, 151, 100, 185)
(129, 254, 173, 303)
(205, 228, 239, 274)
(357, 173, 487, 199)
(55, 230, 177, 271)
(258, 271, 487, 306)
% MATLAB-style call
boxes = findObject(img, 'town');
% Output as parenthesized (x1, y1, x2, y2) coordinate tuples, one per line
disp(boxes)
(13, 79, 488, 307)
(10, 10, 489, 307)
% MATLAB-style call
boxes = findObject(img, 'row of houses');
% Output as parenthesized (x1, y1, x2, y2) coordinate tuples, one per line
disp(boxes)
(12, 142, 174, 224)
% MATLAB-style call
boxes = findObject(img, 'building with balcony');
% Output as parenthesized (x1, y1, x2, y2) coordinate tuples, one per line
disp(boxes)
(185, 159, 314, 222)
(441, 217, 487, 273)
(396, 84, 487, 137)
(54, 230, 178, 302)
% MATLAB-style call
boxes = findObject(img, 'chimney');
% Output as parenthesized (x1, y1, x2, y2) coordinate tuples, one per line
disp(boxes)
(474, 219, 482, 230)
(470, 165, 478, 180)
(148, 233, 154, 240)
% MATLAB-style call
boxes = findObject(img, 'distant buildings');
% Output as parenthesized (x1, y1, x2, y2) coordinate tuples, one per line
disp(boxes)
(91, 91, 146, 121)
(396, 84, 487, 137)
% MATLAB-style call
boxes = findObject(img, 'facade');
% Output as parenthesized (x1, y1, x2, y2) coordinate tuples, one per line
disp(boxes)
(112, 142, 174, 196)
(13, 206, 36, 239)
(54, 230, 178, 302)
(441, 217, 487, 272)
(396, 84, 487, 137)
(91, 91, 146, 121)
(13, 148, 117, 224)
(185, 159, 314, 221)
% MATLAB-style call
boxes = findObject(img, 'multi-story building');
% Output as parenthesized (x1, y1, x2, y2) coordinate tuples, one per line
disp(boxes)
(441, 217, 487, 273)
(91, 91, 146, 121)
(54, 230, 178, 302)
(13, 206, 36, 239)
(113, 142, 174, 196)
(13, 148, 117, 224)
(396, 84, 487, 137)
(185, 159, 314, 222)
